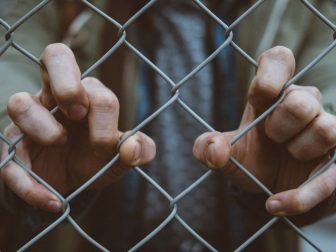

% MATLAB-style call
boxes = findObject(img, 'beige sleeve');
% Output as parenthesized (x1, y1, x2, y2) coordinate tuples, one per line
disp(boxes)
(0, 0, 60, 214)
(0, 0, 61, 130)
(295, 1, 336, 114)
(295, 0, 336, 215)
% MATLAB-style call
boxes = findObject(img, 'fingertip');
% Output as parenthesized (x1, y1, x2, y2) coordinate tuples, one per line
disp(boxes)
(25, 185, 63, 213)
(193, 132, 231, 169)
(259, 46, 295, 75)
(31, 188, 63, 213)
(24, 186, 63, 213)
(42, 43, 73, 60)
(130, 138, 142, 166)
(119, 135, 142, 166)
(41, 43, 89, 121)
(205, 137, 231, 169)
(265, 197, 286, 216)
(140, 134, 156, 164)
(36, 189, 63, 213)
(120, 133, 156, 166)
(266, 190, 305, 216)
(205, 143, 217, 168)
(45, 199, 63, 213)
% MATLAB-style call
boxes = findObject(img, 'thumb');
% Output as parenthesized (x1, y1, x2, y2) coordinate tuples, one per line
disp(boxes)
(266, 163, 336, 216)
(119, 131, 156, 167)
(193, 131, 233, 171)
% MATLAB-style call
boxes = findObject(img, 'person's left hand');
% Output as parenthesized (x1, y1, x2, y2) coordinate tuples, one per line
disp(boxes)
(193, 46, 336, 216)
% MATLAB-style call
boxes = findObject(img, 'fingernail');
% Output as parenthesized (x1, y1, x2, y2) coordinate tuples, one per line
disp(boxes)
(68, 104, 87, 120)
(47, 200, 62, 213)
(132, 143, 142, 164)
(267, 200, 283, 214)
(206, 143, 216, 168)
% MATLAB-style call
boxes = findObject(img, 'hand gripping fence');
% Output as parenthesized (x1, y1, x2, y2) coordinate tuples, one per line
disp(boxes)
(0, 0, 336, 251)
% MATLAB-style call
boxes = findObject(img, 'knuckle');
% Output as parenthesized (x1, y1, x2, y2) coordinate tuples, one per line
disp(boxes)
(92, 90, 119, 110)
(82, 76, 102, 86)
(45, 128, 63, 145)
(23, 188, 35, 205)
(283, 92, 318, 121)
(306, 86, 322, 100)
(291, 190, 307, 214)
(60, 85, 82, 101)
(315, 114, 336, 144)
(91, 133, 118, 148)
(42, 43, 71, 59)
(7, 92, 33, 118)
(38, 124, 64, 145)
(251, 75, 279, 99)
(318, 178, 334, 198)
(264, 120, 283, 143)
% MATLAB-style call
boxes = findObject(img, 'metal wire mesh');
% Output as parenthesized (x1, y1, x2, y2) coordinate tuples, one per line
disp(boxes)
(0, 0, 336, 251)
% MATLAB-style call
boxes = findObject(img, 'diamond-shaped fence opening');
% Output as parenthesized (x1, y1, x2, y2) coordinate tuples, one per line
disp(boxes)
(0, 0, 336, 251)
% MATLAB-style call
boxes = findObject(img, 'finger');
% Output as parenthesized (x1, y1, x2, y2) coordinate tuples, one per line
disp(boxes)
(119, 131, 156, 166)
(82, 77, 120, 151)
(298, 85, 322, 102)
(1, 163, 62, 213)
(40, 43, 88, 120)
(78, 131, 156, 188)
(266, 163, 336, 215)
(248, 46, 295, 112)
(288, 111, 336, 160)
(7, 92, 66, 145)
(193, 131, 231, 169)
(1, 127, 62, 213)
(265, 86, 321, 143)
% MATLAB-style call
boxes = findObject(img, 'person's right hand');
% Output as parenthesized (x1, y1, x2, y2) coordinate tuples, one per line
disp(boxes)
(1, 43, 156, 213)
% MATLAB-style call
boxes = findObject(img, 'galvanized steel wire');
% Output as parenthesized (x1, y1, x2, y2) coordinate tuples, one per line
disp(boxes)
(0, 0, 336, 251)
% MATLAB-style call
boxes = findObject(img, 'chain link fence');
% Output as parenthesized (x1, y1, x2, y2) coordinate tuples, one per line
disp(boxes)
(0, 0, 336, 251)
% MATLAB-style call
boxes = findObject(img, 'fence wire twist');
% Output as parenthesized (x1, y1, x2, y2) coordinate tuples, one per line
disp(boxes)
(0, 0, 336, 251)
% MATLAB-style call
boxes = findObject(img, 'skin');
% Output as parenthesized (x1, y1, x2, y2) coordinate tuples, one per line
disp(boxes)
(193, 46, 336, 216)
(1, 44, 156, 213)
(1, 44, 336, 218)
